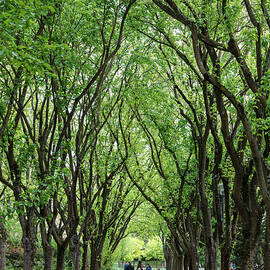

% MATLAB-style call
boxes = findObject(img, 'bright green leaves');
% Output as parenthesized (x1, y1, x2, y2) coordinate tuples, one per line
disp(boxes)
(0, 0, 39, 69)
(144, 237, 164, 260)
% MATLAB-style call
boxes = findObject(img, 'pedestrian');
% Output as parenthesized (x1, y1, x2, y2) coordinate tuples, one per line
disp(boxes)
(146, 264, 152, 270)
(127, 262, 135, 270)
(124, 262, 129, 270)
(137, 260, 143, 270)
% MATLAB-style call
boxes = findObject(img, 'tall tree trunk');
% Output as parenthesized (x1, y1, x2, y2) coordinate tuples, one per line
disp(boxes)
(89, 236, 106, 270)
(173, 254, 183, 270)
(263, 211, 270, 269)
(69, 234, 80, 270)
(21, 217, 37, 270)
(198, 139, 217, 270)
(163, 243, 172, 270)
(238, 219, 260, 270)
(19, 212, 37, 270)
(56, 244, 66, 270)
(81, 242, 89, 270)
(22, 236, 35, 270)
(0, 221, 7, 270)
(163, 239, 185, 270)
(220, 245, 231, 270)
(40, 222, 54, 270)
(171, 247, 183, 270)
(90, 251, 101, 270)
(183, 255, 189, 270)
(81, 218, 91, 270)
(73, 248, 81, 270)
(220, 178, 233, 270)
(43, 245, 54, 270)
(189, 250, 199, 270)
(200, 191, 217, 270)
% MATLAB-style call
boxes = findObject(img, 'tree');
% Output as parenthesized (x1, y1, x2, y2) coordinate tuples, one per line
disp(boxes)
(1, 0, 270, 269)
(0, 0, 137, 269)
(131, 0, 270, 269)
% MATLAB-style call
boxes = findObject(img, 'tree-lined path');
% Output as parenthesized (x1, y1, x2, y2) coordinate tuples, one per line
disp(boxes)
(0, 1, 270, 270)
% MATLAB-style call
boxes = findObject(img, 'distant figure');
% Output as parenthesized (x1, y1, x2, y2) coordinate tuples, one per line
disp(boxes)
(146, 264, 152, 270)
(124, 262, 129, 270)
(127, 262, 135, 270)
(137, 261, 143, 270)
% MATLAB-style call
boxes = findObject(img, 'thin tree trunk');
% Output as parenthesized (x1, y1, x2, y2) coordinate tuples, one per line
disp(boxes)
(183, 255, 189, 270)
(198, 140, 217, 270)
(263, 243, 270, 270)
(172, 254, 183, 270)
(170, 248, 183, 270)
(0, 221, 7, 270)
(263, 211, 270, 269)
(81, 219, 90, 270)
(189, 250, 199, 270)
(220, 178, 232, 270)
(163, 242, 172, 270)
(163, 239, 185, 270)
(81, 242, 89, 270)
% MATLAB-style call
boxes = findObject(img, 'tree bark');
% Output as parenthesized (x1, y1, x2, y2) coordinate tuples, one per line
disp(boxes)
(90, 251, 101, 270)
(220, 178, 233, 270)
(263, 242, 270, 270)
(237, 219, 260, 270)
(22, 236, 35, 270)
(90, 253, 101, 270)
(40, 221, 54, 270)
(198, 136, 217, 270)
(0, 221, 7, 270)
(163, 242, 172, 270)
(43, 244, 54, 270)
(263, 211, 270, 269)
(69, 234, 80, 270)
(189, 250, 199, 270)
(172, 254, 183, 270)
(81, 242, 89, 270)
(81, 225, 90, 270)
(220, 245, 231, 270)
(56, 244, 66, 270)
(183, 255, 189, 270)
(163, 239, 186, 270)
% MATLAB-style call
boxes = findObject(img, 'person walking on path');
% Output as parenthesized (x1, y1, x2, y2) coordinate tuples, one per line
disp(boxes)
(124, 262, 129, 270)
(137, 261, 143, 270)
(127, 262, 134, 270)
(146, 264, 152, 270)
